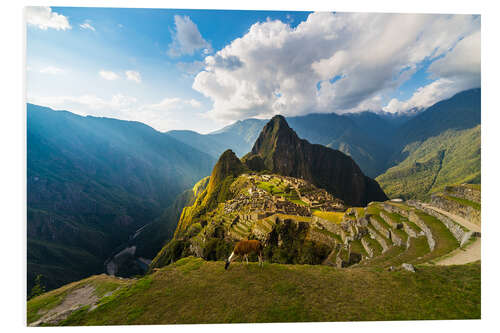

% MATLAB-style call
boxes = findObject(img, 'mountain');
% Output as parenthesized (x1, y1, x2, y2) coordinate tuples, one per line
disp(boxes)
(377, 88, 481, 199)
(27, 104, 215, 293)
(166, 119, 266, 159)
(242, 115, 388, 206)
(391, 88, 481, 164)
(376, 125, 481, 200)
(169, 113, 401, 177)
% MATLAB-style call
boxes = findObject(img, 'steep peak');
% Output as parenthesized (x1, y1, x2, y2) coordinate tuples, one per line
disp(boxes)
(250, 115, 299, 156)
(266, 115, 292, 133)
(210, 149, 246, 185)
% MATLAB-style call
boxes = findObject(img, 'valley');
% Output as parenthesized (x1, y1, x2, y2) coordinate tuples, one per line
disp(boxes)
(27, 88, 482, 324)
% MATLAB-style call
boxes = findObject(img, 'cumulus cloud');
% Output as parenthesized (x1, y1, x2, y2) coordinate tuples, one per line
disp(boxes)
(428, 31, 480, 85)
(126, 70, 142, 83)
(39, 66, 64, 75)
(386, 30, 481, 113)
(79, 21, 96, 32)
(168, 15, 211, 57)
(26, 6, 71, 30)
(192, 12, 480, 121)
(99, 70, 120, 80)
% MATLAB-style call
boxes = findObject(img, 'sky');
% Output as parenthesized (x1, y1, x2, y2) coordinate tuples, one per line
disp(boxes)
(26, 7, 481, 133)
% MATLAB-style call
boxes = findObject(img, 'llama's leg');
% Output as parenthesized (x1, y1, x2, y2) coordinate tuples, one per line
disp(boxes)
(258, 253, 263, 267)
(225, 252, 236, 270)
(245, 254, 249, 265)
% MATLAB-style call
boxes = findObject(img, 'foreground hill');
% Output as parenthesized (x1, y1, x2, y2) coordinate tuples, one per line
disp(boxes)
(27, 104, 215, 293)
(376, 125, 481, 199)
(27, 257, 480, 325)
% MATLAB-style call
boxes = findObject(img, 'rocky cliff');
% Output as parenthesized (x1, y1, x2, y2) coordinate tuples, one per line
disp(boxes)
(242, 115, 388, 206)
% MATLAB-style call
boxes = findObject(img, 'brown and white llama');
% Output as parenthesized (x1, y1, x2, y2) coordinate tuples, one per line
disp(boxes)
(225, 240, 264, 270)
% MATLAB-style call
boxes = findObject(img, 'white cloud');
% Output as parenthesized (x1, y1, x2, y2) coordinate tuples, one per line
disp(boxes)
(125, 70, 142, 83)
(192, 12, 480, 121)
(428, 31, 481, 85)
(99, 70, 120, 81)
(385, 30, 481, 113)
(141, 97, 202, 112)
(39, 66, 64, 75)
(79, 21, 96, 32)
(28, 93, 209, 132)
(29, 94, 137, 113)
(168, 15, 211, 57)
(26, 6, 71, 31)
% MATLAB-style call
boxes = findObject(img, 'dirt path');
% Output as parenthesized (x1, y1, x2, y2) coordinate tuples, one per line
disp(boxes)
(435, 238, 481, 265)
(421, 203, 481, 232)
(30, 285, 98, 326)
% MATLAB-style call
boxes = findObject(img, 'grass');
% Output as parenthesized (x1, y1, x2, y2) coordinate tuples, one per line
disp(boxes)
(312, 211, 344, 224)
(376, 126, 480, 200)
(27, 274, 127, 324)
(443, 194, 481, 211)
(29, 257, 480, 325)
(412, 211, 460, 264)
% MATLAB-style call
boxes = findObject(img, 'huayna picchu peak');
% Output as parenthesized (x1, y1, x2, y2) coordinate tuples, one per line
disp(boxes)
(243, 115, 388, 206)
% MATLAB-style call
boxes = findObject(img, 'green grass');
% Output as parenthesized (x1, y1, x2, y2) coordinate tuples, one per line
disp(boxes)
(443, 194, 481, 211)
(313, 227, 343, 243)
(290, 199, 308, 206)
(30, 257, 480, 325)
(312, 211, 345, 224)
(412, 211, 460, 264)
(27, 274, 127, 324)
(377, 126, 480, 200)
(361, 236, 383, 257)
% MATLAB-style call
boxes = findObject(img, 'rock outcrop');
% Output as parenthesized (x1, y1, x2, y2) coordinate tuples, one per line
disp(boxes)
(243, 115, 388, 206)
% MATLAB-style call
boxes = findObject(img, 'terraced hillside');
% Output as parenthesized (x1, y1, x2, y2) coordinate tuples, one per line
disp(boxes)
(28, 183, 481, 325)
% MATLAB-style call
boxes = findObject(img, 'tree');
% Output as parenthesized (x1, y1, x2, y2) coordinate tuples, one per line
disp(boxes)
(29, 274, 46, 300)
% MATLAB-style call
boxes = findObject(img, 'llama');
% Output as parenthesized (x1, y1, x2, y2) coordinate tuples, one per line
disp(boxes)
(225, 240, 264, 270)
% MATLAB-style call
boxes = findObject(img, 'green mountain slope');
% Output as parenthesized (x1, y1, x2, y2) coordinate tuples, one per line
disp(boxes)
(27, 104, 215, 293)
(376, 125, 481, 199)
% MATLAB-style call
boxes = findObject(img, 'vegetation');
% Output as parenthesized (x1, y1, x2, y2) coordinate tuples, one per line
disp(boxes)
(28, 275, 46, 300)
(443, 194, 481, 211)
(28, 257, 480, 325)
(312, 211, 344, 224)
(377, 126, 480, 200)
(27, 104, 215, 293)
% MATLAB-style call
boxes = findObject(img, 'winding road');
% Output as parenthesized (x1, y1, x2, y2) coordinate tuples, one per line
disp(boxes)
(420, 203, 481, 265)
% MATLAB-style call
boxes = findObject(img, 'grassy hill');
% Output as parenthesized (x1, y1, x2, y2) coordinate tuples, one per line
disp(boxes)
(27, 257, 480, 325)
(376, 125, 480, 200)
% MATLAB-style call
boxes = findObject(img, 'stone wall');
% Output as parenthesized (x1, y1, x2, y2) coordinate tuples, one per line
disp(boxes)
(379, 211, 403, 229)
(369, 216, 390, 239)
(383, 203, 409, 218)
(367, 226, 389, 253)
(311, 216, 342, 234)
(430, 194, 481, 226)
(444, 185, 481, 203)
(407, 200, 474, 247)
(361, 238, 374, 258)
(402, 222, 422, 239)
(408, 211, 436, 251)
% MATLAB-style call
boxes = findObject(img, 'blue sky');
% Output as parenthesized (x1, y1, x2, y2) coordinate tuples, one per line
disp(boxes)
(26, 7, 480, 133)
